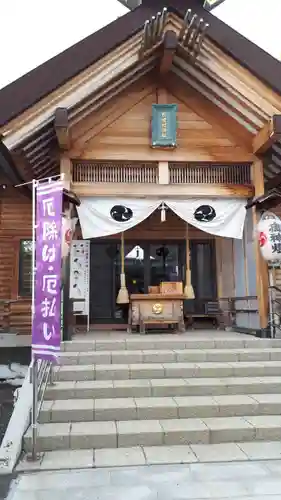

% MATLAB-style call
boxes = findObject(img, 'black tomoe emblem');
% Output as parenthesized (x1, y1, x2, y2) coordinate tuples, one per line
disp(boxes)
(110, 205, 133, 222)
(194, 205, 216, 222)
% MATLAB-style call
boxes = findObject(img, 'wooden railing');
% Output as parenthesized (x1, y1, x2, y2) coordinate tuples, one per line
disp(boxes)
(169, 163, 251, 185)
(72, 161, 159, 184)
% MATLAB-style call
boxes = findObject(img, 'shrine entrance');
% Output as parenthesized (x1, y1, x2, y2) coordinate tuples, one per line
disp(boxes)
(89, 239, 217, 324)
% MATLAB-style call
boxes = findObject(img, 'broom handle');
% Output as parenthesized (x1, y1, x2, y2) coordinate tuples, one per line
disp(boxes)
(121, 232, 125, 274)
(186, 224, 190, 274)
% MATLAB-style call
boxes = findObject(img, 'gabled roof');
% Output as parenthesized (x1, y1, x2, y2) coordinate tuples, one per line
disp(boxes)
(0, 0, 281, 128)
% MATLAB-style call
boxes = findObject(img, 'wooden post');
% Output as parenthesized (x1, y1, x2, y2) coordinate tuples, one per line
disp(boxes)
(60, 155, 72, 191)
(252, 158, 269, 329)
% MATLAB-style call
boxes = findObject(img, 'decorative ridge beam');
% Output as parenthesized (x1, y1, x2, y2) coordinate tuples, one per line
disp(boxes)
(140, 8, 168, 55)
(253, 115, 281, 155)
(159, 30, 178, 75)
(178, 8, 209, 61)
(54, 107, 71, 151)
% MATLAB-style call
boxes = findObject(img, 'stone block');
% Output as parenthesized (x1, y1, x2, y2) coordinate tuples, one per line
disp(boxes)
(203, 416, 255, 443)
(160, 418, 209, 445)
(196, 362, 233, 378)
(95, 364, 129, 380)
(191, 442, 248, 462)
(237, 441, 281, 460)
(175, 350, 207, 362)
(51, 398, 94, 422)
(163, 363, 197, 378)
(24, 423, 71, 452)
(113, 379, 151, 398)
(117, 419, 163, 447)
(40, 449, 94, 470)
(70, 421, 117, 449)
(243, 415, 281, 440)
(174, 396, 219, 418)
(213, 395, 258, 417)
(143, 445, 198, 465)
(94, 398, 137, 421)
(78, 352, 111, 365)
(150, 379, 189, 397)
(129, 363, 165, 379)
(56, 365, 95, 382)
(74, 380, 115, 399)
(111, 350, 143, 364)
(142, 350, 176, 363)
(59, 352, 79, 365)
(135, 397, 178, 420)
(45, 381, 76, 400)
(95, 447, 146, 467)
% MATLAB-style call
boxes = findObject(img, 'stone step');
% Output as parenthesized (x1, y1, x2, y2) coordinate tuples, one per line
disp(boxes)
(61, 337, 281, 352)
(39, 394, 281, 423)
(17, 440, 281, 471)
(45, 377, 281, 401)
(24, 415, 281, 452)
(54, 360, 281, 381)
(59, 347, 281, 366)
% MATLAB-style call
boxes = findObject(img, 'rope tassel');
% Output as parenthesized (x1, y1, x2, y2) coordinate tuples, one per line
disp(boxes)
(116, 232, 129, 304)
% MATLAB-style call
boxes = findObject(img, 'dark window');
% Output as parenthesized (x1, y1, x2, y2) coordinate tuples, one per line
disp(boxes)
(18, 240, 32, 296)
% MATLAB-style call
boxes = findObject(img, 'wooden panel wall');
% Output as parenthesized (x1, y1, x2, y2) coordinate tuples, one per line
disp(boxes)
(70, 80, 253, 163)
(0, 184, 32, 333)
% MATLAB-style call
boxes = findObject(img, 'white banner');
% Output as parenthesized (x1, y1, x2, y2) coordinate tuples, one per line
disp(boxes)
(77, 197, 246, 240)
(77, 198, 161, 239)
(166, 198, 246, 239)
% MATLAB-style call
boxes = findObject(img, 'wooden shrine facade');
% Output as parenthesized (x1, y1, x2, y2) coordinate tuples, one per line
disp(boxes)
(0, 0, 281, 334)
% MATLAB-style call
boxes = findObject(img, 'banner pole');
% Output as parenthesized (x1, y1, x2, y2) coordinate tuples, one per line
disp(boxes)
(31, 179, 38, 460)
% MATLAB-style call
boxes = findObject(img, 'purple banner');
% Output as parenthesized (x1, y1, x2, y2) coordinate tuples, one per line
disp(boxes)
(32, 180, 63, 362)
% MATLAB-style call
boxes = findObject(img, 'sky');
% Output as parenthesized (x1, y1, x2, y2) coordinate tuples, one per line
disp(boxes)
(0, 0, 280, 90)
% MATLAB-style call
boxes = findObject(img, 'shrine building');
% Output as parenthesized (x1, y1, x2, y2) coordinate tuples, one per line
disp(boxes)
(1, 0, 281, 336)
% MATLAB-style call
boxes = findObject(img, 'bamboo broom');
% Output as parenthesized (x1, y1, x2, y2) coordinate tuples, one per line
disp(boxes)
(184, 223, 195, 299)
(116, 231, 129, 304)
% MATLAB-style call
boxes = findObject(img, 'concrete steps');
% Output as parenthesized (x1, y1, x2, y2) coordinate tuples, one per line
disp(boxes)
(54, 360, 281, 381)
(40, 394, 281, 423)
(24, 415, 281, 452)
(45, 377, 281, 400)
(21, 333, 281, 466)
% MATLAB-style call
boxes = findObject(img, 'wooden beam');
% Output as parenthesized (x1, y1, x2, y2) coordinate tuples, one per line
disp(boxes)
(251, 158, 269, 330)
(159, 30, 178, 76)
(54, 107, 71, 150)
(72, 182, 253, 198)
(253, 115, 281, 155)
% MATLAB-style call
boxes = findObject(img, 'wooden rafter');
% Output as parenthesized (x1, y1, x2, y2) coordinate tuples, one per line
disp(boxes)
(253, 115, 281, 155)
(159, 30, 178, 75)
(54, 107, 71, 150)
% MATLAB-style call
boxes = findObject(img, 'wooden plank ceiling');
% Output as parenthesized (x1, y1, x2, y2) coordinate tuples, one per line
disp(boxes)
(2, 8, 281, 186)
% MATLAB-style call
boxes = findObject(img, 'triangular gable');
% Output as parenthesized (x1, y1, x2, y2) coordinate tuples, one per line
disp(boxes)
(0, 0, 281, 131)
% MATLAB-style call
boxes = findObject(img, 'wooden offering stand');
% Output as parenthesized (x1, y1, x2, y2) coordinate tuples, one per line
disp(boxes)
(128, 282, 185, 334)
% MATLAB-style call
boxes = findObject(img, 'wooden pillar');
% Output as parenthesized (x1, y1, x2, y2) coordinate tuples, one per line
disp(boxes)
(60, 154, 72, 190)
(252, 158, 269, 329)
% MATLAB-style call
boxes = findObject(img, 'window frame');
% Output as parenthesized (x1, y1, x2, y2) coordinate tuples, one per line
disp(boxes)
(18, 239, 33, 297)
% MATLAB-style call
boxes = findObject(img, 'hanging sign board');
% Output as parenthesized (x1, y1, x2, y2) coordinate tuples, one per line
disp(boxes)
(257, 211, 281, 262)
(151, 104, 178, 148)
(70, 240, 90, 330)
(31, 180, 63, 362)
